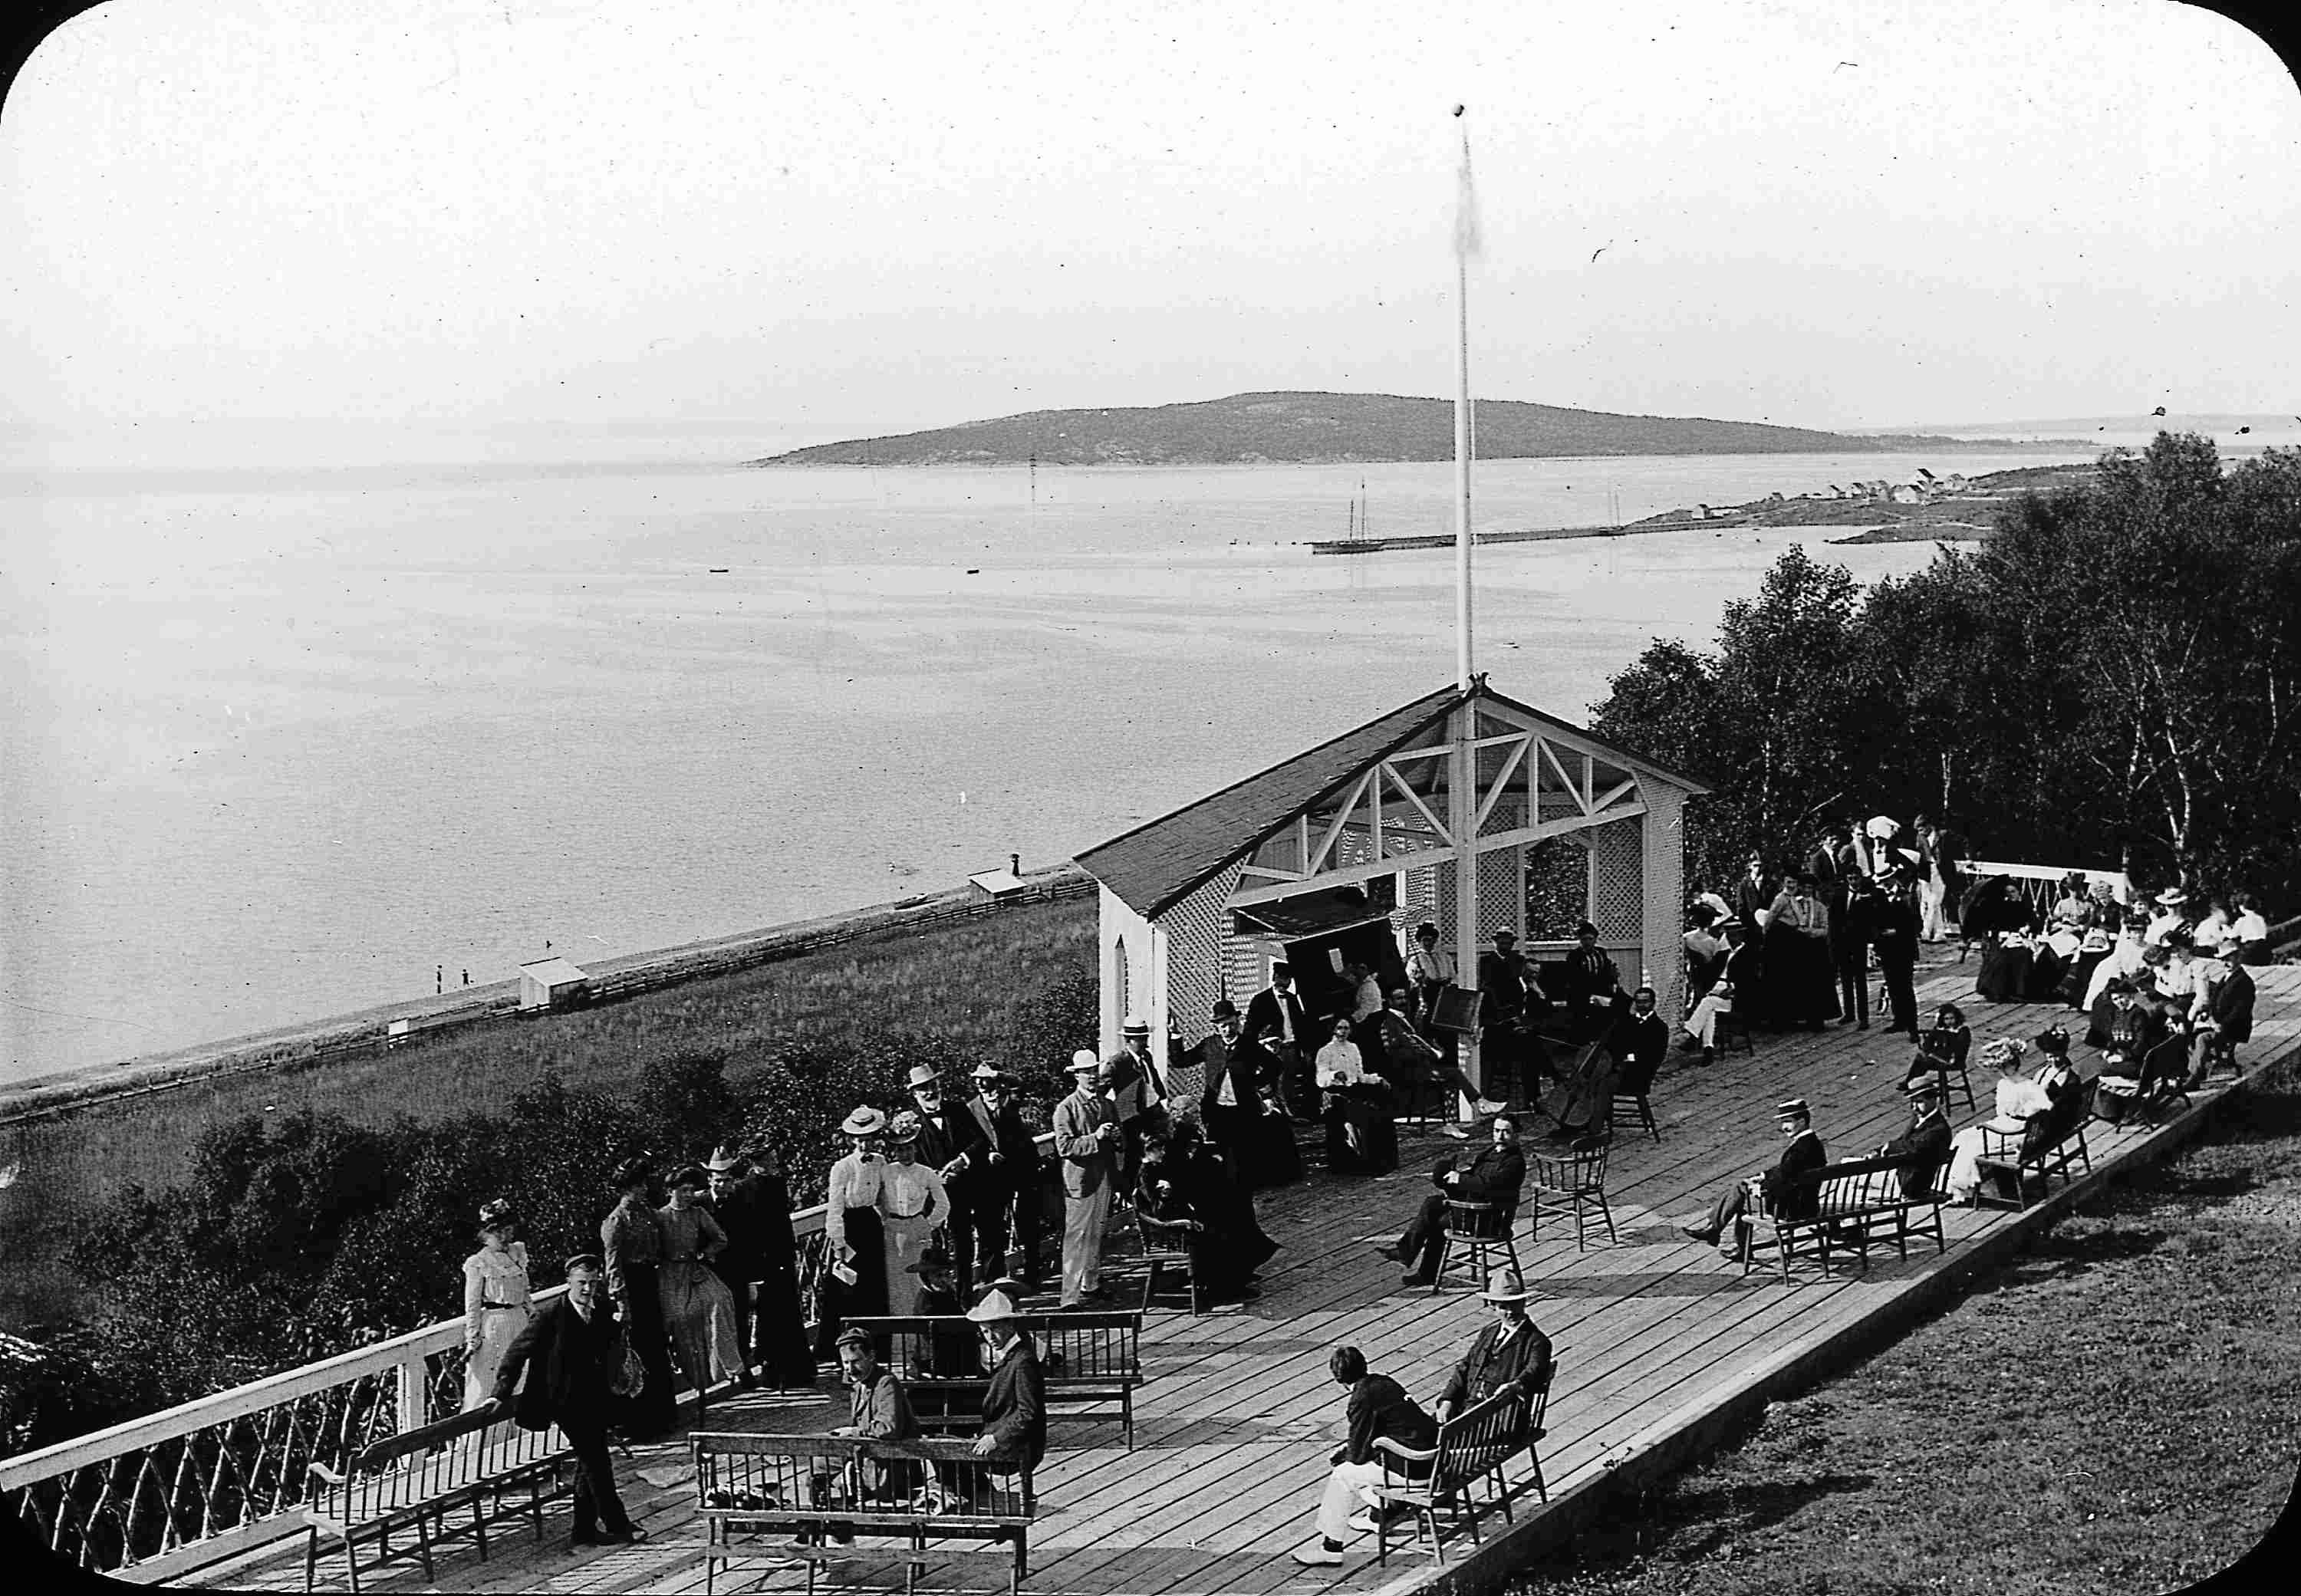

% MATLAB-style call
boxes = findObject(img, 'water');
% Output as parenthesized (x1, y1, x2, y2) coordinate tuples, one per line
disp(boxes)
(1, 436, 2096, 1082)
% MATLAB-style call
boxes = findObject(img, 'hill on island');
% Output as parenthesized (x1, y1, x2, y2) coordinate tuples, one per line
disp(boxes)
(750, 391, 1977, 467)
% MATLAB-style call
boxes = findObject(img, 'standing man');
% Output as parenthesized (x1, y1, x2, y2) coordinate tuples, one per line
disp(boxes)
(1433, 1270, 1555, 1421)
(599, 1160, 677, 1440)
(1870, 862, 1923, 1038)
(1381, 1113, 1527, 1288)
(1914, 814, 1964, 944)
(1190, 999, 1268, 1168)
(1241, 963, 1312, 1121)
(1678, 1099, 1828, 1259)
(961, 1062, 1043, 1291)
(486, 1255, 647, 1549)
(1835, 867, 1878, 1030)
(907, 1064, 990, 1299)
(1735, 854, 1775, 930)
(1052, 1051, 1120, 1308)
(1476, 927, 1538, 1101)
(1106, 1015, 1172, 1189)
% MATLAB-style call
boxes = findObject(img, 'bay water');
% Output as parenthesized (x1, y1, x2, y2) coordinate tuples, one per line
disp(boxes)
(2, 433, 2098, 1083)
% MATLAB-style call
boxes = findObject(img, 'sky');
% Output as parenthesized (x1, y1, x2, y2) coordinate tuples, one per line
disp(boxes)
(2, 0, 2297, 441)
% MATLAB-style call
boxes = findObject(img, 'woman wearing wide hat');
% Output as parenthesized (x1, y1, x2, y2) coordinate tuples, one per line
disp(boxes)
(815, 1107, 890, 1359)
(877, 1110, 950, 1316)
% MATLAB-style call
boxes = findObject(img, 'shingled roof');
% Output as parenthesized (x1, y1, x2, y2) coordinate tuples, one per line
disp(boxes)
(1074, 679, 1709, 920)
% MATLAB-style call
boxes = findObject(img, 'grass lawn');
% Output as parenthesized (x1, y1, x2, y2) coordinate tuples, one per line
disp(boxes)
(1513, 1070, 2301, 1596)
(0, 893, 1095, 1328)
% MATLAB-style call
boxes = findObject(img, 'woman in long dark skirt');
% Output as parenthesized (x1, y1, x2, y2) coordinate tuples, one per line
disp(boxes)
(1762, 875, 1841, 1028)
(812, 1107, 890, 1361)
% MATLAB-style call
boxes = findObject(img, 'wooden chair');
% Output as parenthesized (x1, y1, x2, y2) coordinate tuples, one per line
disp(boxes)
(1908, 1033, 1977, 1113)
(1526, 1136, 1618, 1252)
(1610, 1050, 1662, 1142)
(1134, 1212, 1204, 1315)
(1370, 1386, 1530, 1565)
(1973, 1078, 2096, 1208)
(1432, 1199, 1520, 1293)
(1715, 993, 1756, 1055)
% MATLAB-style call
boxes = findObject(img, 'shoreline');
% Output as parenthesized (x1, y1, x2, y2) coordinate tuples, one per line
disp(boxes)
(0, 864, 1094, 1127)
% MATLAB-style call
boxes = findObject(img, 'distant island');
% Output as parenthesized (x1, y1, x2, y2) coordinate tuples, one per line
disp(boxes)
(749, 390, 2016, 467)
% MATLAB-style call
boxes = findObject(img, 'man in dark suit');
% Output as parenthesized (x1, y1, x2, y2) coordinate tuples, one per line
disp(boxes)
(1434, 1270, 1554, 1420)
(1679, 1099, 1828, 1259)
(1877, 1081, 1952, 1196)
(1835, 870, 1878, 1029)
(703, 1145, 774, 1389)
(966, 1289, 1046, 1482)
(960, 1063, 1043, 1289)
(486, 1255, 646, 1549)
(907, 1063, 992, 1298)
(1607, 985, 1671, 1093)
(1382, 1114, 1527, 1286)
(1734, 854, 1774, 930)
(2191, 940, 2256, 1084)
(1240, 963, 1312, 1121)
(1869, 864, 1923, 1038)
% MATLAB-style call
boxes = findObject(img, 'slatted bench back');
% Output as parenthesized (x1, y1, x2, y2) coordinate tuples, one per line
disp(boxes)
(690, 1433, 1032, 1525)
(1431, 1389, 1526, 1496)
(842, 1313, 1141, 1389)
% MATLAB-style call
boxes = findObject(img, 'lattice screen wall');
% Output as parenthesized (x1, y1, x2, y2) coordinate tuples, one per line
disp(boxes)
(1589, 817, 1644, 948)
(1396, 864, 1443, 956)
(1641, 782, 1688, 1019)
(1160, 861, 1245, 1045)
(1477, 847, 1525, 941)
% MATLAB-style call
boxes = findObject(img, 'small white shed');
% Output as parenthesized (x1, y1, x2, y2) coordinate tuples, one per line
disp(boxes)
(517, 957, 591, 1012)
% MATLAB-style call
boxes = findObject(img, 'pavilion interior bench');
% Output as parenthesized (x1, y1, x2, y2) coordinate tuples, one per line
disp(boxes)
(1974, 1077, 2099, 1206)
(692, 1431, 1035, 1596)
(840, 1311, 1143, 1449)
(1368, 1372, 1550, 1566)
(1738, 1153, 1947, 1281)
(302, 1407, 569, 1592)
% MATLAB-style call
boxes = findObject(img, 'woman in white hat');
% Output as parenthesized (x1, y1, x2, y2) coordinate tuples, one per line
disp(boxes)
(459, 1199, 532, 1417)
(815, 1106, 890, 1358)
(877, 1110, 948, 1315)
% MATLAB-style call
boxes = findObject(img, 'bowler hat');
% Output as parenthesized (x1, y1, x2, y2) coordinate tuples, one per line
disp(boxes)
(1210, 999, 1239, 1019)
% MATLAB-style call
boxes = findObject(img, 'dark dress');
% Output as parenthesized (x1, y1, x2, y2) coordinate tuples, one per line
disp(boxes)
(1976, 936, 2031, 1002)
(1762, 896, 1840, 1025)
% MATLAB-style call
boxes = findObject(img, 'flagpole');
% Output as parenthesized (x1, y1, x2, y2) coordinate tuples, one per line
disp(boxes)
(1453, 120, 1475, 691)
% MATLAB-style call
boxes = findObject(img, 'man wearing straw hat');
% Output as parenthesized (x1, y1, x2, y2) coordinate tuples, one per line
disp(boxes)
(1053, 1051, 1121, 1308)
(1434, 1269, 1554, 1422)
(907, 1062, 990, 1298)
(1678, 1099, 1828, 1259)
(966, 1288, 1046, 1479)
(960, 1061, 1044, 1291)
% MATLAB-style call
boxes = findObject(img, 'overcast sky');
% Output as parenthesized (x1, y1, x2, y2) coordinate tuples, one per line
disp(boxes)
(2, 0, 2296, 438)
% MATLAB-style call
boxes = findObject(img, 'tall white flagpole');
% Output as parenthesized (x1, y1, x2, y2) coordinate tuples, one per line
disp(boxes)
(1453, 107, 1479, 690)
(1448, 105, 1483, 1113)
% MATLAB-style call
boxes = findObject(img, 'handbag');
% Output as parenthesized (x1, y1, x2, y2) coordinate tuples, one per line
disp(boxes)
(608, 1330, 646, 1399)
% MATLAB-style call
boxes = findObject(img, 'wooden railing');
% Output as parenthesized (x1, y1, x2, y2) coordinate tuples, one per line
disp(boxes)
(4, 1131, 1069, 1580)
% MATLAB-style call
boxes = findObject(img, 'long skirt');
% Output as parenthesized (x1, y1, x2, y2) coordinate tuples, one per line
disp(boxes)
(659, 1259, 744, 1394)
(814, 1207, 887, 1358)
(461, 1305, 531, 1412)
(882, 1212, 940, 1316)
(753, 1250, 816, 1386)
(1976, 942, 2030, 1002)
(1762, 926, 1839, 1025)
(2058, 949, 2108, 1008)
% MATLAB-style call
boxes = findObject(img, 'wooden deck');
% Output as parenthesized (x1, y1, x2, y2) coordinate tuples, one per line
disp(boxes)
(183, 959, 2301, 1596)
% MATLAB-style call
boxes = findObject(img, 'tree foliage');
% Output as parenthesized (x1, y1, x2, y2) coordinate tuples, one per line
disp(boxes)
(1591, 436, 2301, 906)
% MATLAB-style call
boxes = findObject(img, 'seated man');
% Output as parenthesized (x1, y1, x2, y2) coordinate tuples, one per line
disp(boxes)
(1315, 1017, 1397, 1175)
(1875, 1079, 1953, 1196)
(1291, 1345, 1439, 1566)
(1678, 1099, 1826, 1258)
(2188, 938, 2255, 1084)
(1607, 984, 1671, 1107)
(1679, 919, 1756, 1065)
(1366, 986, 1508, 1137)
(942, 1289, 1043, 1513)
(1434, 1269, 1555, 1420)
(1378, 1114, 1526, 1286)
(795, 1325, 919, 1549)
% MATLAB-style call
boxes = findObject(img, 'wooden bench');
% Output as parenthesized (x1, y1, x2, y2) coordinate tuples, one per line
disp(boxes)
(692, 1431, 1034, 1596)
(841, 1311, 1144, 1449)
(302, 1407, 569, 1591)
(1973, 1077, 2098, 1206)
(1368, 1374, 1550, 1566)
(1737, 1154, 1947, 1281)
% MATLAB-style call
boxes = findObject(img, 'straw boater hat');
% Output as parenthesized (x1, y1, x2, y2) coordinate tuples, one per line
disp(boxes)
(1065, 1049, 1102, 1077)
(966, 1288, 1022, 1324)
(906, 1063, 942, 1091)
(839, 1106, 888, 1139)
(1775, 1098, 1810, 1123)
(884, 1109, 923, 1145)
(2156, 888, 2190, 907)
(2214, 937, 2247, 959)
(1480, 1269, 1533, 1305)
(1121, 1015, 1150, 1036)
(702, 1145, 743, 1174)
(1901, 1079, 1944, 1103)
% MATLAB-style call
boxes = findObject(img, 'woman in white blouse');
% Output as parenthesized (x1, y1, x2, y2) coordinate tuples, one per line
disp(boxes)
(815, 1106, 888, 1357)
(1944, 1039, 2048, 1202)
(459, 1199, 532, 1413)
(876, 1111, 949, 1315)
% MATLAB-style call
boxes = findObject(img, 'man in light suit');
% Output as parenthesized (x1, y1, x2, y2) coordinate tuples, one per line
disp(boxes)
(1052, 1052, 1120, 1308)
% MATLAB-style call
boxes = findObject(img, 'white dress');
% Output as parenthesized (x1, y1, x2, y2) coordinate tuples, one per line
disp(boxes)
(877, 1158, 948, 1316)
(460, 1241, 532, 1410)
(1945, 1078, 2053, 1200)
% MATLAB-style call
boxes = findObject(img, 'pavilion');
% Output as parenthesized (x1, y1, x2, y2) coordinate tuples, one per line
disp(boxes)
(1074, 676, 1710, 1098)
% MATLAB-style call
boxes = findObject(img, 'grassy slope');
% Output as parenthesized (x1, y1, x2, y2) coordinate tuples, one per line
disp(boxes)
(0, 895, 1095, 1328)
(1513, 1074, 2301, 1596)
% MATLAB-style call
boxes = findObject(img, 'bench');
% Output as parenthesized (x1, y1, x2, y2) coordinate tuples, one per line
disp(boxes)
(841, 1311, 1144, 1449)
(302, 1407, 569, 1591)
(1974, 1077, 2097, 1206)
(1737, 1154, 1947, 1281)
(1368, 1374, 1550, 1566)
(693, 1432, 1035, 1596)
